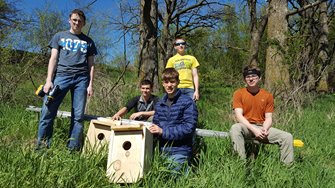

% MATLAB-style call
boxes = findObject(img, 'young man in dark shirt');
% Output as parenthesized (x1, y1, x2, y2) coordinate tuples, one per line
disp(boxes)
(111, 79, 159, 121)
(36, 9, 97, 150)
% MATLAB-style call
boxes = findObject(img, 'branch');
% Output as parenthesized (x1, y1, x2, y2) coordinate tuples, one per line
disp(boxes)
(81, 0, 98, 9)
(210, 42, 248, 52)
(107, 60, 131, 96)
(171, 0, 225, 21)
(287, 0, 327, 17)
(172, 0, 207, 20)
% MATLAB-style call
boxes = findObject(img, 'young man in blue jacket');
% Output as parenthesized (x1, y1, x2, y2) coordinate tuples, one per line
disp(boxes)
(149, 68, 198, 174)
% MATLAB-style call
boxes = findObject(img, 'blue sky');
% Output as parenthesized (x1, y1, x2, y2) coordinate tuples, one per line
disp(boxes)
(17, 0, 132, 62)
(15, 0, 241, 63)
(19, 0, 116, 13)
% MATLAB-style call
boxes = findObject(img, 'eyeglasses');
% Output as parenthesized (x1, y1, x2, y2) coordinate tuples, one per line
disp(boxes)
(245, 74, 259, 79)
(174, 42, 186, 46)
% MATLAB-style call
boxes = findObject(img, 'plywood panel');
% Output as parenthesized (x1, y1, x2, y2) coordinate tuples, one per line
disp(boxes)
(84, 120, 115, 153)
(107, 127, 153, 183)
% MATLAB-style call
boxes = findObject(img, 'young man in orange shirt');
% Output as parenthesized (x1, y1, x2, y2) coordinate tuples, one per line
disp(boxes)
(230, 66, 294, 164)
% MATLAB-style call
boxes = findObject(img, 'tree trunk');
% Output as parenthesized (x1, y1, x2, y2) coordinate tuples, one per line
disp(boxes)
(265, 0, 290, 95)
(248, 0, 259, 67)
(247, 0, 268, 67)
(316, 1, 329, 92)
(138, 0, 159, 91)
(296, 0, 315, 91)
(158, 0, 174, 79)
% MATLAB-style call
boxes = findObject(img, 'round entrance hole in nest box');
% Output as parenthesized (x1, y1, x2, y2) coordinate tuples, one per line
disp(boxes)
(123, 141, 132, 150)
(97, 133, 105, 140)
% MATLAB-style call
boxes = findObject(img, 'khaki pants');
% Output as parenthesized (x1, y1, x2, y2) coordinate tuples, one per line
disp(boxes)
(230, 123, 294, 164)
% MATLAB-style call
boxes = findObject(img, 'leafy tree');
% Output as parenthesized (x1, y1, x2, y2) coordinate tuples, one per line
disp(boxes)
(0, 0, 18, 39)
(186, 4, 250, 87)
(25, 8, 66, 55)
(0, 0, 32, 104)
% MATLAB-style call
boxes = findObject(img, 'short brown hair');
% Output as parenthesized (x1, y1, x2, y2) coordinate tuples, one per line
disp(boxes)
(162, 68, 179, 82)
(69, 9, 86, 24)
(140, 79, 153, 88)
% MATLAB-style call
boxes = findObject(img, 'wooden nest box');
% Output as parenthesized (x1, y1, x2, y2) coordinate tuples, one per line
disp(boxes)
(84, 119, 120, 153)
(106, 123, 153, 183)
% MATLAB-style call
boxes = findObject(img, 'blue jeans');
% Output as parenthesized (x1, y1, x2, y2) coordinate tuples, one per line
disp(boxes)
(166, 153, 191, 176)
(37, 74, 88, 150)
(179, 88, 194, 99)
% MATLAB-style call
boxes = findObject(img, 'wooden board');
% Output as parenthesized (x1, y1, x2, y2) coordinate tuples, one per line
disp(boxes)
(84, 120, 116, 153)
(111, 125, 143, 131)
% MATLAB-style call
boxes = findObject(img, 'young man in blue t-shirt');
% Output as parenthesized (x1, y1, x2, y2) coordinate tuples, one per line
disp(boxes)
(36, 9, 97, 150)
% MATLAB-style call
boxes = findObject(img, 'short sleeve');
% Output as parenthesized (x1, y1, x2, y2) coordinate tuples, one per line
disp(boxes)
(166, 57, 173, 68)
(48, 33, 60, 49)
(265, 93, 274, 113)
(125, 96, 140, 111)
(87, 40, 97, 56)
(191, 56, 200, 68)
(232, 90, 243, 110)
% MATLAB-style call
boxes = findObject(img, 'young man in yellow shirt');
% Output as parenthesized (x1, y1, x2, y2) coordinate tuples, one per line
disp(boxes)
(166, 38, 200, 101)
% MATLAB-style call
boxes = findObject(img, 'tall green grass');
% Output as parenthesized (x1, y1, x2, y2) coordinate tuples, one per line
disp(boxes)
(0, 90, 334, 187)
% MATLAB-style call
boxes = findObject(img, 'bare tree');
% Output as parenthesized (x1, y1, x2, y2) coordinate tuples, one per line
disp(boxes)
(315, 1, 330, 92)
(287, 0, 333, 92)
(138, 0, 159, 91)
(158, 0, 228, 69)
(246, 0, 333, 95)
(265, 0, 290, 95)
(246, 0, 291, 95)
(109, 0, 227, 90)
(247, 0, 268, 67)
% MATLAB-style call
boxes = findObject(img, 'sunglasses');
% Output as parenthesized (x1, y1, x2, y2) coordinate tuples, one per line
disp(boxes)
(245, 74, 259, 79)
(174, 42, 186, 46)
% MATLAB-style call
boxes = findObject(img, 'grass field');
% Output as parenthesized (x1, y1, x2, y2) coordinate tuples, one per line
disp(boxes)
(0, 84, 334, 187)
